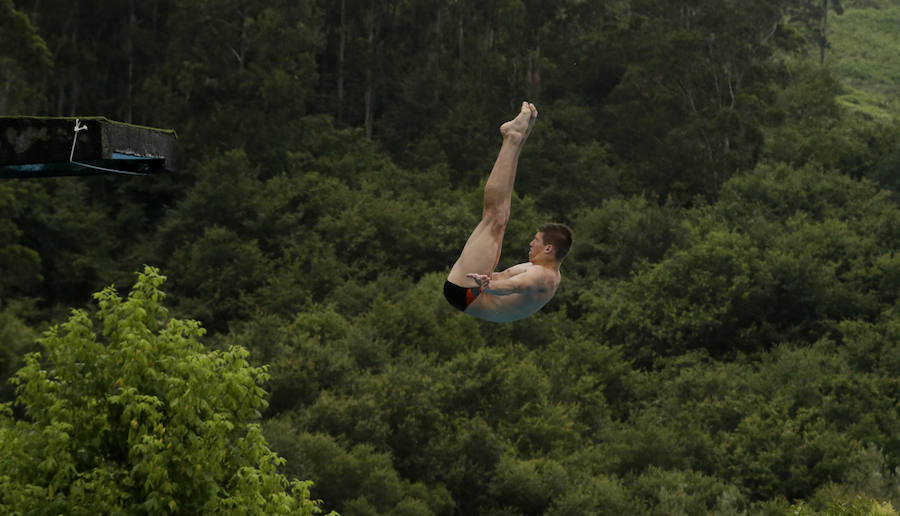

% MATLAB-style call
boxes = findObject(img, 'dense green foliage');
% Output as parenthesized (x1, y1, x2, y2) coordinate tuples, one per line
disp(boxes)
(3, 0, 900, 514)
(0, 267, 329, 514)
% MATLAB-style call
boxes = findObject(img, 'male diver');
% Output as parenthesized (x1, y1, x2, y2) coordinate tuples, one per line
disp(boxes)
(443, 101, 572, 322)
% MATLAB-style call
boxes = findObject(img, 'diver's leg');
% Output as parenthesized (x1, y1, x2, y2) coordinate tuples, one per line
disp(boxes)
(447, 102, 537, 286)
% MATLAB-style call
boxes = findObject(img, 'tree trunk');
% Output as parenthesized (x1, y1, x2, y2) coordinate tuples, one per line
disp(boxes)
(69, 5, 79, 115)
(457, 18, 464, 72)
(527, 42, 542, 100)
(30, 0, 41, 23)
(337, 0, 346, 124)
(126, 0, 135, 123)
(820, 0, 828, 65)
(364, 0, 376, 139)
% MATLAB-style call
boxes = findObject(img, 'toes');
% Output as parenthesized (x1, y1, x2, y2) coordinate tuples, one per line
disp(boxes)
(520, 101, 537, 119)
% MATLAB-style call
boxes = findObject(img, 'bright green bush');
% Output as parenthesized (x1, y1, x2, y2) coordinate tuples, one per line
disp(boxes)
(0, 267, 331, 515)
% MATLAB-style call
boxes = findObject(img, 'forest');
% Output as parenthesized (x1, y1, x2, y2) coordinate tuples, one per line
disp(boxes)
(2, 0, 900, 514)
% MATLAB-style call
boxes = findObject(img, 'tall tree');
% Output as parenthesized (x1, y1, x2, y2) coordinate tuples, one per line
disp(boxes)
(0, 267, 331, 514)
(20, 0, 170, 120)
(0, 0, 51, 112)
(787, 0, 844, 64)
(158, 0, 324, 167)
(603, 0, 805, 200)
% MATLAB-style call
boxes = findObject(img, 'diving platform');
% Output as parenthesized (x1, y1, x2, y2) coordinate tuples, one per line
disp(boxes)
(0, 116, 176, 178)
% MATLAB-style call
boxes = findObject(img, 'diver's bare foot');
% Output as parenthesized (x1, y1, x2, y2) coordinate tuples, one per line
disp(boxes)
(500, 101, 538, 143)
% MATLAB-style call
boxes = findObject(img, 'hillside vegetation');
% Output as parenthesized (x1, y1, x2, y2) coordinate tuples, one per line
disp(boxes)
(830, 0, 900, 117)
(2, 1, 900, 514)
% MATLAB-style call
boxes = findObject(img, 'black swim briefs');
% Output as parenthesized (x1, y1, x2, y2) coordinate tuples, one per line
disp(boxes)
(443, 280, 481, 311)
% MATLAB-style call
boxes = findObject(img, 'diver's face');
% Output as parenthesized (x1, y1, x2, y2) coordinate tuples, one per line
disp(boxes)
(529, 232, 545, 261)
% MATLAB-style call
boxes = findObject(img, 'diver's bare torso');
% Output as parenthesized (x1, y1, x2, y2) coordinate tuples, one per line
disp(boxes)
(464, 262, 560, 323)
